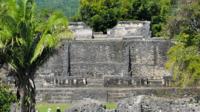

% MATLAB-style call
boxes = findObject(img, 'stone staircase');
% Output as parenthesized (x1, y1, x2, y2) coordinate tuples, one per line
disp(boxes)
(48, 91, 73, 103)
(107, 90, 132, 102)
(36, 87, 200, 103)
(37, 89, 74, 103)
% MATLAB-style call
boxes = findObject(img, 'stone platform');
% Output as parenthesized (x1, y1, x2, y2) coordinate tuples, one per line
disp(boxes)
(65, 95, 200, 112)
(35, 39, 172, 88)
(36, 87, 200, 103)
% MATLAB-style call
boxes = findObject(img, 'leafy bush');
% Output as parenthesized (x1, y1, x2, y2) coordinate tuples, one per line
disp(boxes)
(166, 1, 200, 86)
(80, 0, 120, 33)
(0, 86, 16, 112)
(121, 0, 172, 37)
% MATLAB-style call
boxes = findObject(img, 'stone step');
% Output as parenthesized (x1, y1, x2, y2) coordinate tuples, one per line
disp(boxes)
(35, 87, 200, 103)
(38, 91, 73, 94)
(107, 92, 127, 95)
(51, 95, 71, 98)
(86, 79, 104, 87)
(46, 92, 73, 95)
(87, 84, 103, 87)
(87, 78, 104, 82)
(50, 97, 71, 101)
(108, 93, 127, 98)
(48, 100, 72, 103)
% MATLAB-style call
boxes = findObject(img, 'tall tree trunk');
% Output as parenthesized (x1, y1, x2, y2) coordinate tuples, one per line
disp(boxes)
(19, 87, 27, 112)
(18, 77, 36, 112)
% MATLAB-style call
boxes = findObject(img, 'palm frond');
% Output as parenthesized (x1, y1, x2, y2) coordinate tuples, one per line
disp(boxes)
(0, 0, 72, 74)
(31, 12, 72, 64)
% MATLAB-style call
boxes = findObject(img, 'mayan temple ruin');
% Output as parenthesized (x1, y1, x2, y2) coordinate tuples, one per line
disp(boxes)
(32, 21, 175, 103)
(2, 20, 200, 112)
(1, 0, 200, 111)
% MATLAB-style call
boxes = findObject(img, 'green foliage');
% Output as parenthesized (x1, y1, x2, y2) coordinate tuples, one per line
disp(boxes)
(78, 0, 171, 36)
(35, 0, 80, 17)
(122, 0, 160, 20)
(36, 103, 71, 112)
(0, 0, 72, 111)
(120, 0, 171, 36)
(0, 0, 71, 73)
(0, 86, 16, 112)
(166, 1, 200, 87)
(166, 43, 200, 86)
(80, 0, 121, 33)
(70, 12, 82, 22)
(104, 102, 117, 110)
(166, 1, 200, 39)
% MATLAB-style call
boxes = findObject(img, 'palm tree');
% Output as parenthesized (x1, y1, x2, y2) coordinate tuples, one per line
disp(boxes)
(0, 0, 72, 111)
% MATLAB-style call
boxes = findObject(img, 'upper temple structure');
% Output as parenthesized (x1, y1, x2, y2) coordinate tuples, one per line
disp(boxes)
(35, 21, 172, 88)
(69, 21, 151, 40)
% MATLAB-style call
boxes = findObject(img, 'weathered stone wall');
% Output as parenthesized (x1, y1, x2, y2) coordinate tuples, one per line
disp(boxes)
(107, 21, 151, 38)
(69, 22, 92, 39)
(35, 39, 171, 87)
(64, 95, 200, 112)
(125, 39, 170, 79)
(69, 21, 151, 40)
(116, 95, 200, 112)
(70, 40, 125, 77)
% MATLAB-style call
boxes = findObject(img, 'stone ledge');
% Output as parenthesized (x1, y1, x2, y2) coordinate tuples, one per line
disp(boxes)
(36, 87, 200, 103)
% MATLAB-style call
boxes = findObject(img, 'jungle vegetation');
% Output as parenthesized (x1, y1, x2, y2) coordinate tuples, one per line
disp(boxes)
(35, 0, 80, 17)
(165, 0, 200, 87)
(0, 0, 72, 111)
(77, 0, 172, 36)
(0, 85, 16, 112)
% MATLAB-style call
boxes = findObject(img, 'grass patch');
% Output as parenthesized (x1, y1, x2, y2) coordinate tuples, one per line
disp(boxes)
(36, 103, 71, 112)
(104, 102, 117, 110)
(36, 102, 117, 111)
